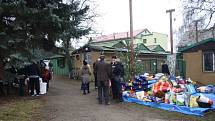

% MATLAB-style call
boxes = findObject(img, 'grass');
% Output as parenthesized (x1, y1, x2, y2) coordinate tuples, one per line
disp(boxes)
(0, 97, 43, 121)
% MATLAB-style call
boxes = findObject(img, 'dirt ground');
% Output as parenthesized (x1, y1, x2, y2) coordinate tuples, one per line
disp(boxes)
(39, 76, 214, 121)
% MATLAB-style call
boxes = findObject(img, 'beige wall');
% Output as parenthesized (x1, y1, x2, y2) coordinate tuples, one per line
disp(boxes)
(73, 51, 113, 81)
(135, 32, 168, 51)
(183, 50, 215, 85)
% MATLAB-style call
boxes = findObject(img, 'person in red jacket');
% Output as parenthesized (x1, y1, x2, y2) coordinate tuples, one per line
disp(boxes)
(42, 67, 51, 91)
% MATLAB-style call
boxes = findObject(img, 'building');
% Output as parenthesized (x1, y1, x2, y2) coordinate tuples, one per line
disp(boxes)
(94, 29, 168, 51)
(71, 40, 170, 80)
(179, 38, 215, 85)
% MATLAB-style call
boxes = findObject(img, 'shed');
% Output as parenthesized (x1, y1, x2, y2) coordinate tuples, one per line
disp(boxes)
(179, 38, 215, 85)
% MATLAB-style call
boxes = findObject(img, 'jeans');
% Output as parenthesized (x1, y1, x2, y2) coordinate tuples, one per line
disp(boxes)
(114, 76, 123, 101)
(82, 82, 90, 94)
(29, 77, 40, 95)
(98, 81, 109, 104)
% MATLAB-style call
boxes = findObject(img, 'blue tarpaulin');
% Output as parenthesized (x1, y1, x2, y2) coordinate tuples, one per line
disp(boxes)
(123, 93, 215, 116)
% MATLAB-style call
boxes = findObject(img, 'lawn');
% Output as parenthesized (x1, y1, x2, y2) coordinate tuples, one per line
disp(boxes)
(0, 96, 43, 121)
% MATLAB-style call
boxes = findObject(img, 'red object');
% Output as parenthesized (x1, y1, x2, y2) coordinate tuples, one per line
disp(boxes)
(153, 81, 183, 95)
(42, 69, 51, 82)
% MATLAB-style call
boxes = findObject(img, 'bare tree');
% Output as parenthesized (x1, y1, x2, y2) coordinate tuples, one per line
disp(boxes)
(177, 0, 215, 47)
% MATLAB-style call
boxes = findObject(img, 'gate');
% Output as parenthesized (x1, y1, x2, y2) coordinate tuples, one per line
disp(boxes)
(123, 58, 186, 77)
(175, 59, 186, 78)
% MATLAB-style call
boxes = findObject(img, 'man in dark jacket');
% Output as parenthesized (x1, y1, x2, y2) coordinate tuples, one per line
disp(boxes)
(93, 58, 100, 89)
(28, 60, 41, 96)
(112, 58, 124, 102)
(161, 61, 170, 75)
(95, 55, 111, 105)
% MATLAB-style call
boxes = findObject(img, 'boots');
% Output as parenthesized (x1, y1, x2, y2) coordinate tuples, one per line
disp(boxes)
(87, 83, 90, 93)
(83, 83, 87, 95)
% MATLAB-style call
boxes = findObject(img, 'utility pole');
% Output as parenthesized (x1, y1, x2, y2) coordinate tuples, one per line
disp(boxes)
(129, 0, 134, 79)
(129, 0, 134, 78)
(166, 9, 175, 54)
(194, 20, 199, 43)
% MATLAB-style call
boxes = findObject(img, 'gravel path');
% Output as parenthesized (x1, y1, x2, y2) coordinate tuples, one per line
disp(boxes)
(40, 76, 183, 121)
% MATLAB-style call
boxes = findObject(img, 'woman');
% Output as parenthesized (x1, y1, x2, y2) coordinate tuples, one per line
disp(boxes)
(81, 60, 91, 95)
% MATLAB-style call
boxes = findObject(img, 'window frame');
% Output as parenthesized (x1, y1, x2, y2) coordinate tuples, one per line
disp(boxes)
(154, 38, 157, 43)
(57, 57, 65, 68)
(143, 39, 147, 44)
(203, 52, 215, 72)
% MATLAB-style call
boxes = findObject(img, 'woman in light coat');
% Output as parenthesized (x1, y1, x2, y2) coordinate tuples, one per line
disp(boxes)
(81, 60, 91, 95)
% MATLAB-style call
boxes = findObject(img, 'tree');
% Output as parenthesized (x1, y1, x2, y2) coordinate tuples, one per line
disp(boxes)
(177, 0, 215, 47)
(0, 0, 95, 69)
(56, 0, 96, 72)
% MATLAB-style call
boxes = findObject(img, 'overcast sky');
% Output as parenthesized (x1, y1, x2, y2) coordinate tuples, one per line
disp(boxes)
(95, 0, 182, 34)
(73, 0, 183, 50)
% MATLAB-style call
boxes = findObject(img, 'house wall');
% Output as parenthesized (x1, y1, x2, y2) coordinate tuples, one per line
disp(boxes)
(183, 50, 215, 85)
(135, 32, 168, 51)
(51, 57, 69, 76)
(72, 51, 101, 81)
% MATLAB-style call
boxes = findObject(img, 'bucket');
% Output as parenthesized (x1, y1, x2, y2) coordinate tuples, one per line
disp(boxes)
(40, 82, 47, 94)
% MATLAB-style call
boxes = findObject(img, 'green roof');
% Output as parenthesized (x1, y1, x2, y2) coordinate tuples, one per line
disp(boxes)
(135, 44, 150, 50)
(91, 39, 128, 47)
(50, 54, 65, 59)
(147, 45, 166, 52)
(72, 40, 170, 55)
(179, 38, 215, 52)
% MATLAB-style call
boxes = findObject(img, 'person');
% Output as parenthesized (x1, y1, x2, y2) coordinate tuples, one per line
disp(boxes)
(93, 58, 100, 89)
(110, 56, 117, 99)
(17, 66, 27, 96)
(112, 57, 124, 102)
(41, 67, 51, 91)
(95, 55, 111, 105)
(28, 60, 41, 96)
(9, 65, 18, 84)
(48, 62, 54, 77)
(161, 60, 170, 75)
(0, 61, 5, 95)
(80, 60, 91, 95)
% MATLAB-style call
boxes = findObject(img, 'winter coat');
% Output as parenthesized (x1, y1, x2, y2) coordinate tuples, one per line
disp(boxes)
(81, 65, 91, 83)
(112, 62, 124, 77)
(27, 63, 41, 78)
(95, 60, 111, 86)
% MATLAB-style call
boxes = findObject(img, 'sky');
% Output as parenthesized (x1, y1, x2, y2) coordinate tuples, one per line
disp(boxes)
(95, 0, 183, 34)
(74, 0, 184, 50)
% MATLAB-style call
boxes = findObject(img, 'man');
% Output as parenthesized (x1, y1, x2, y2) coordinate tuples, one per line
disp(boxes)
(95, 55, 111, 105)
(28, 60, 41, 96)
(161, 60, 170, 75)
(110, 56, 117, 99)
(112, 57, 124, 102)
(93, 58, 100, 89)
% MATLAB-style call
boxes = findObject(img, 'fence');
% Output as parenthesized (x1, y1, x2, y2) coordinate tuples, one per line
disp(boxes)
(122, 58, 186, 80)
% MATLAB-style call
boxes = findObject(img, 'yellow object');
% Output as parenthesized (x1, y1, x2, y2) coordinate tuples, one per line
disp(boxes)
(143, 97, 152, 102)
(190, 96, 199, 108)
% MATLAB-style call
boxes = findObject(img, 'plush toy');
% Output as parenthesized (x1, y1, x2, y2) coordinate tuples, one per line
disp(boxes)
(189, 95, 199, 108)
(197, 94, 213, 108)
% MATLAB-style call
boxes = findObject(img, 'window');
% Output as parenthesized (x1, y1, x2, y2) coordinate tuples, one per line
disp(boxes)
(203, 52, 215, 72)
(57, 58, 65, 68)
(154, 38, 157, 43)
(143, 39, 147, 43)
